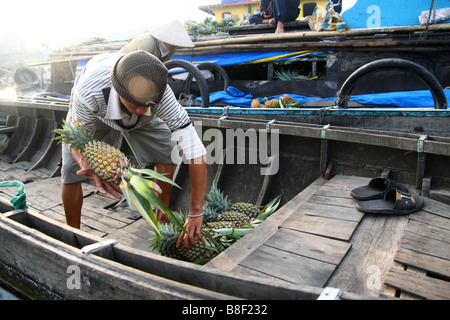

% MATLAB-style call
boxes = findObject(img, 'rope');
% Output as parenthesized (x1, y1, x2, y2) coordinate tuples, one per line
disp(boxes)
(0, 181, 28, 210)
(417, 0, 437, 44)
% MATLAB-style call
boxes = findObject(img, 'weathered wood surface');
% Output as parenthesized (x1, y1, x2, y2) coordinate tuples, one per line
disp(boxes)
(0, 157, 152, 252)
(1, 156, 448, 300)
(209, 175, 367, 288)
(384, 197, 450, 299)
(208, 174, 449, 299)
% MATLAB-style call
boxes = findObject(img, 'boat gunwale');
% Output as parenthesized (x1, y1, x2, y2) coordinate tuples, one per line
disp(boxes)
(189, 114, 450, 157)
(1, 197, 364, 300)
(2, 98, 450, 115)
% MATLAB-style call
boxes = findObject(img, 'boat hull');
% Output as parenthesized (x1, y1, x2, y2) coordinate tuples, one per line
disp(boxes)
(0, 98, 449, 300)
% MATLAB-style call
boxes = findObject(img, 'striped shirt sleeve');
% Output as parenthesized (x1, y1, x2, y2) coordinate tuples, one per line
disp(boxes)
(70, 54, 115, 131)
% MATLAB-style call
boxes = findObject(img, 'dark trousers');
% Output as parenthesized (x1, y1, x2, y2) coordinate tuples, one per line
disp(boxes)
(273, 0, 300, 23)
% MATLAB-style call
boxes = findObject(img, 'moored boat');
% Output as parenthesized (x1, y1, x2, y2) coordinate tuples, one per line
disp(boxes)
(1, 12, 449, 300)
(0, 92, 449, 299)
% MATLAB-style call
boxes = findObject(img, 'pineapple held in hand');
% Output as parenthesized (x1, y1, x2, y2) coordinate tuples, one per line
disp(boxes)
(54, 119, 183, 246)
(55, 120, 130, 183)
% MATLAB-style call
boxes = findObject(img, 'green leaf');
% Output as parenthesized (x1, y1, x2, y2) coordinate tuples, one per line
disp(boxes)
(134, 187, 160, 230)
(129, 175, 187, 233)
(129, 167, 181, 189)
(253, 194, 282, 224)
(201, 229, 224, 254)
(212, 227, 252, 239)
(121, 178, 160, 243)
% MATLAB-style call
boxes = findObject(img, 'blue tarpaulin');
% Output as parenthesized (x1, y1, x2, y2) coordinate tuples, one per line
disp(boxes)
(198, 86, 450, 108)
(172, 50, 330, 68)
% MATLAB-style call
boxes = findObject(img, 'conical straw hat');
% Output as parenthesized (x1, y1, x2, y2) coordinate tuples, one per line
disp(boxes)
(149, 20, 194, 48)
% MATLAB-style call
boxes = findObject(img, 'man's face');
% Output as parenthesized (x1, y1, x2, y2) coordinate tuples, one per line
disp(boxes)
(164, 43, 177, 51)
(119, 96, 151, 116)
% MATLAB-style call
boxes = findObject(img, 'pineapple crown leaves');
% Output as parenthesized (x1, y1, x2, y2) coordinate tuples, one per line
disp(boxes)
(148, 223, 180, 253)
(252, 194, 282, 224)
(128, 167, 181, 190)
(202, 204, 219, 222)
(53, 119, 94, 151)
(278, 98, 299, 109)
(211, 225, 253, 240)
(120, 170, 185, 251)
(204, 182, 231, 212)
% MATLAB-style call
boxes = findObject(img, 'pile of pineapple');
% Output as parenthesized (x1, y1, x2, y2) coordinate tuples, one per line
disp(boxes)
(53, 120, 281, 265)
(251, 94, 300, 109)
(148, 183, 281, 264)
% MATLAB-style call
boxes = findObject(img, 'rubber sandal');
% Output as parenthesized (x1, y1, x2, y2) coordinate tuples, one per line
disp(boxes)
(350, 177, 408, 201)
(356, 188, 424, 215)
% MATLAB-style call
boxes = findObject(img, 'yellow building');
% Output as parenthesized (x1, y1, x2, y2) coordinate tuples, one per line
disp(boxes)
(198, 0, 332, 22)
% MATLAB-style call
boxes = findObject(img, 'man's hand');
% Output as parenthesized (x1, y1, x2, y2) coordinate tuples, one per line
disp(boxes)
(76, 167, 122, 199)
(176, 214, 203, 250)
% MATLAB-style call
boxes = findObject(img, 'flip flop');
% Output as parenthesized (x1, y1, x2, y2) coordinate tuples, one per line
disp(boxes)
(356, 188, 424, 215)
(350, 177, 408, 201)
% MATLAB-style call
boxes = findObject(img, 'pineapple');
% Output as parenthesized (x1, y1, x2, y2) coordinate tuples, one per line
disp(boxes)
(217, 211, 249, 227)
(281, 94, 296, 105)
(149, 221, 221, 263)
(148, 223, 185, 260)
(203, 205, 219, 222)
(280, 94, 299, 108)
(251, 99, 261, 108)
(148, 223, 214, 262)
(182, 238, 216, 263)
(230, 202, 259, 218)
(262, 96, 298, 109)
(54, 120, 129, 183)
(54, 119, 182, 243)
(204, 182, 231, 213)
(265, 99, 280, 108)
(205, 221, 234, 230)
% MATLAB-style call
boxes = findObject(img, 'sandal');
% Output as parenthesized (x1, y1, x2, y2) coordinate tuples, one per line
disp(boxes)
(350, 177, 408, 201)
(356, 188, 424, 215)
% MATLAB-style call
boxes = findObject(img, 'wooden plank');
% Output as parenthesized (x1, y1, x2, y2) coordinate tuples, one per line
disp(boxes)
(321, 175, 370, 191)
(307, 194, 357, 208)
(239, 244, 336, 287)
(409, 210, 450, 232)
(385, 266, 450, 300)
(82, 193, 135, 224)
(315, 187, 354, 198)
(46, 204, 107, 238)
(315, 176, 370, 199)
(327, 214, 409, 297)
(420, 197, 450, 220)
(265, 228, 351, 265)
(405, 220, 450, 244)
(400, 230, 450, 261)
(299, 201, 364, 222)
(281, 214, 358, 241)
(207, 176, 327, 271)
(394, 247, 450, 279)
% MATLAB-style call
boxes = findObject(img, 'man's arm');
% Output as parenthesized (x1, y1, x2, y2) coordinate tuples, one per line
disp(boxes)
(153, 86, 208, 248)
(176, 155, 207, 250)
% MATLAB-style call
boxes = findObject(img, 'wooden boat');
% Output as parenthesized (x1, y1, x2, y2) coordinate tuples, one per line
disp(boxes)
(0, 92, 449, 300)
(1, 20, 449, 300)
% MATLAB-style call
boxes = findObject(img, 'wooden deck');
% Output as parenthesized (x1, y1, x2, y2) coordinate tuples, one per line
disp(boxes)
(0, 157, 449, 299)
(0, 157, 152, 252)
(207, 174, 450, 300)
